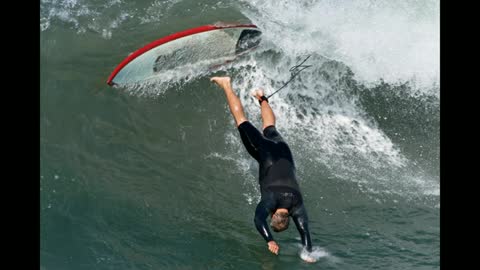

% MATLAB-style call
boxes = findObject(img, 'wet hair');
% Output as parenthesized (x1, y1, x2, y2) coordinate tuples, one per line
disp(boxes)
(270, 211, 290, 232)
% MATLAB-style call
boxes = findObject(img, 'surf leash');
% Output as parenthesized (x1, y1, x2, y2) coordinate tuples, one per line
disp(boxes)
(265, 55, 312, 99)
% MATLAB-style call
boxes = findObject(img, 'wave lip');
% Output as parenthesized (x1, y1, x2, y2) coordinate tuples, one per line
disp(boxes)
(240, 0, 439, 92)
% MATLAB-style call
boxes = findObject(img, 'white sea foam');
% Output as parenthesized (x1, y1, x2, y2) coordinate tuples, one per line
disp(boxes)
(239, 0, 439, 95)
(299, 245, 337, 263)
(40, 0, 130, 37)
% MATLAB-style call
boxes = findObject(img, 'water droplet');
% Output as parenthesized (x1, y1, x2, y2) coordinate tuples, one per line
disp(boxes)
(47, 204, 52, 209)
(54, 175, 59, 180)
(102, 29, 112, 39)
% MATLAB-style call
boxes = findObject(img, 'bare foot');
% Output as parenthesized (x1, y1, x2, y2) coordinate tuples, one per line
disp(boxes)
(251, 88, 265, 101)
(210, 76, 231, 90)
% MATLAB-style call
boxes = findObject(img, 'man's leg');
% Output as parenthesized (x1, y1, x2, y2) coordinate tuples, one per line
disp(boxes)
(253, 89, 276, 130)
(211, 76, 248, 127)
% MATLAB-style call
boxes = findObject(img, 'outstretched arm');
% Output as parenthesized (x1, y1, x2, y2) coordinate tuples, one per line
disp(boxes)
(254, 201, 274, 242)
(291, 204, 312, 252)
(254, 200, 279, 255)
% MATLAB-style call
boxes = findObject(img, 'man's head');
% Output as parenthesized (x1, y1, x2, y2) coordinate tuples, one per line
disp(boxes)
(270, 209, 289, 232)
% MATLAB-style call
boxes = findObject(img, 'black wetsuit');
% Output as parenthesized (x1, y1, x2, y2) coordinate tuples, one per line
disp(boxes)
(238, 121, 312, 252)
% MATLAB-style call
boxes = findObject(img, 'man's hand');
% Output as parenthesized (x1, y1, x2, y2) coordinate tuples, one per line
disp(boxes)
(267, 241, 279, 255)
(300, 247, 318, 263)
(301, 256, 317, 263)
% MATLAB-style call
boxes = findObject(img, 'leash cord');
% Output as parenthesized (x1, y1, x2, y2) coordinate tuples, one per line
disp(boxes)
(265, 55, 312, 99)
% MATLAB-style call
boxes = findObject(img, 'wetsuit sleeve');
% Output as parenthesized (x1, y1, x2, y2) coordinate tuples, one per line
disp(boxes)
(254, 200, 275, 242)
(291, 204, 312, 252)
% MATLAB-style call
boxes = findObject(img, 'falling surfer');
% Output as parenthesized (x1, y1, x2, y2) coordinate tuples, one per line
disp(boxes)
(211, 76, 316, 263)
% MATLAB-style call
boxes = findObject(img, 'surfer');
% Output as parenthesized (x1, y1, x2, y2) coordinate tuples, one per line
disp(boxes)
(211, 76, 315, 263)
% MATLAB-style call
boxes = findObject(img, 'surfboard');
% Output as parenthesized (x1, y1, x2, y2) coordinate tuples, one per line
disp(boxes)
(107, 23, 261, 86)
